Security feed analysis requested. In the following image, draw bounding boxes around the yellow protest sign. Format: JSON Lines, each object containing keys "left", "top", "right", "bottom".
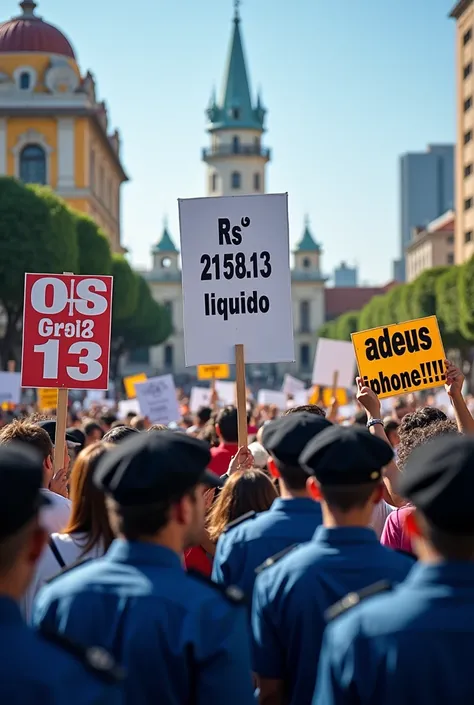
{"left": 311, "top": 387, "right": 348, "bottom": 406}
{"left": 351, "top": 316, "right": 446, "bottom": 399}
{"left": 124, "top": 373, "right": 147, "bottom": 399}
{"left": 197, "top": 364, "right": 230, "bottom": 380}
{"left": 38, "top": 388, "right": 58, "bottom": 410}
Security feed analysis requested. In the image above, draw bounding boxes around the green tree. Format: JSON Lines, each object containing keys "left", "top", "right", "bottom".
{"left": 0, "top": 179, "right": 78, "bottom": 368}
{"left": 436, "top": 266, "right": 469, "bottom": 352}
{"left": 317, "top": 320, "right": 338, "bottom": 339}
{"left": 358, "top": 295, "right": 385, "bottom": 331}
{"left": 459, "top": 257, "right": 474, "bottom": 340}
{"left": 74, "top": 213, "right": 113, "bottom": 275}
{"left": 111, "top": 253, "right": 139, "bottom": 324}
{"left": 334, "top": 311, "right": 360, "bottom": 341}
{"left": 396, "top": 281, "right": 417, "bottom": 322}
{"left": 379, "top": 285, "right": 403, "bottom": 325}
{"left": 411, "top": 266, "right": 450, "bottom": 320}
{"left": 110, "top": 274, "right": 171, "bottom": 379}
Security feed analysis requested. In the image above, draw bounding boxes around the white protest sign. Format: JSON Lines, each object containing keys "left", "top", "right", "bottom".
{"left": 0, "top": 372, "right": 21, "bottom": 404}
{"left": 292, "top": 389, "right": 309, "bottom": 405}
{"left": 257, "top": 389, "right": 287, "bottom": 410}
{"left": 118, "top": 399, "right": 140, "bottom": 419}
{"left": 178, "top": 194, "right": 294, "bottom": 365}
{"left": 215, "top": 380, "right": 235, "bottom": 406}
{"left": 312, "top": 339, "right": 355, "bottom": 389}
{"left": 189, "top": 387, "right": 212, "bottom": 413}
{"left": 135, "top": 374, "right": 180, "bottom": 425}
{"left": 282, "top": 374, "right": 305, "bottom": 396}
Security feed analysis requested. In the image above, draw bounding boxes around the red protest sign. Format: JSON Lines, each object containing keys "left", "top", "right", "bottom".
{"left": 21, "top": 274, "right": 113, "bottom": 390}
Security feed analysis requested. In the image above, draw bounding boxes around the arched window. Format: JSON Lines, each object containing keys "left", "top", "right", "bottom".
{"left": 232, "top": 136, "right": 240, "bottom": 153}
{"left": 303, "top": 257, "right": 311, "bottom": 269}
{"left": 254, "top": 172, "right": 261, "bottom": 191}
{"left": 20, "top": 144, "right": 46, "bottom": 185}
{"left": 300, "top": 300, "right": 311, "bottom": 333}
{"left": 231, "top": 171, "right": 241, "bottom": 189}
{"left": 19, "top": 72, "right": 31, "bottom": 90}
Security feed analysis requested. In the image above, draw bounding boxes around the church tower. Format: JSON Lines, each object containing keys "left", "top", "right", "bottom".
{"left": 202, "top": 1, "right": 270, "bottom": 197}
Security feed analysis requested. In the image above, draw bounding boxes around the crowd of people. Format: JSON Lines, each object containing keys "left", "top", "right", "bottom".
{"left": 1, "top": 359, "right": 474, "bottom": 703}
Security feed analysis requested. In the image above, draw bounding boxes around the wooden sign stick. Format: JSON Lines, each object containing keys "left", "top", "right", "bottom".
{"left": 54, "top": 271, "right": 72, "bottom": 473}
{"left": 332, "top": 370, "right": 339, "bottom": 399}
{"left": 235, "top": 344, "right": 248, "bottom": 447}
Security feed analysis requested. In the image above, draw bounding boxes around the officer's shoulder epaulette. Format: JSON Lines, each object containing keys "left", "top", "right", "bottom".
{"left": 254, "top": 543, "right": 299, "bottom": 575}
{"left": 187, "top": 569, "right": 246, "bottom": 605}
{"left": 45, "top": 557, "right": 93, "bottom": 585}
{"left": 223, "top": 510, "right": 256, "bottom": 533}
{"left": 38, "top": 625, "right": 124, "bottom": 684}
{"left": 324, "top": 579, "right": 393, "bottom": 622}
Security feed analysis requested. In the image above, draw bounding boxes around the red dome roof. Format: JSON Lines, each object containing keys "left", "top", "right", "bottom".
{"left": 0, "top": 1, "right": 76, "bottom": 59}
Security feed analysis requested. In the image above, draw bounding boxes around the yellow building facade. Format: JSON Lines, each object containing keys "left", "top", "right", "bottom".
{"left": 0, "top": 0, "right": 127, "bottom": 251}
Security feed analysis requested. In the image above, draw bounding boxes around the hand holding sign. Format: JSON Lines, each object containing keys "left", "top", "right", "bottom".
{"left": 356, "top": 377, "right": 382, "bottom": 419}
{"left": 445, "top": 360, "right": 463, "bottom": 398}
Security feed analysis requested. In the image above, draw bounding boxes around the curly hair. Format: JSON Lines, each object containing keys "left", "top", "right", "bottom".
{"left": 397, "top": 419, "right": 459, "bottom": 472}
{"left": 285, "top": 404, "right": 326, "bottom": 417}
{"left": 398, "top": 407, "right": 447, "bottom": 438}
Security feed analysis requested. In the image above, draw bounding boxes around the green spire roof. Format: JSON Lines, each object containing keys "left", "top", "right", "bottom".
{"left": 295, "top": 216, "right": 321, "bottom": 252}
{"left": 152, "top": 221, "right": 178, "bottom": 254}
{"left": 206, "top": 7, "right": 265, "bottom": 131}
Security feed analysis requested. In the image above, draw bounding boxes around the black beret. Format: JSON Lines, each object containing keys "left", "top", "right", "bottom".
{"left": 94, "top": 430, "right": 221, "bottom": 505}
{"left": 262, "top": 412, "right": 332, "bottom": 466}
{"left": 0, "top": 443, "right": 50, "bottom": 539}
{"left": 300, "top": 425, "right": 393, "bottom": 484}
{"left": 37, "top": 420, "right": 79, "bottom": 446}
{"left": 399, "top": 434, "right": 474, "bottom": 534}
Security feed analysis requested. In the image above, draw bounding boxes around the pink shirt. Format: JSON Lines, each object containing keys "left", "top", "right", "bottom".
{"left": 380, "top": 505, "right": 415, "bottom": 554}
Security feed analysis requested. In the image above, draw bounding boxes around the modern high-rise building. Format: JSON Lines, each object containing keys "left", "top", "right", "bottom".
{"left": 394, "top": 144, "right": 454, "bottom": 281}
{"left": 334, "top": 262, "right": 358, "bottom": 287}
{"left": 451, "top": 0, "right": 474, "bottom": 264}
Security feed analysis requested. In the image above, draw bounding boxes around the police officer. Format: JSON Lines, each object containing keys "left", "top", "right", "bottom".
{"left": 32, "top": 431, "right": 255, "bottom": 705}
{"left": 313, "top": 433, "right": 474, "bottom": 705}
{"left": 212, "top": 412, "right": 332, "bottom": 605}
{"left": 252, "top": 425, "right": 414, "bottom": 705}
{"left": 0, "top": 443, "right": 122, "bottom": 704}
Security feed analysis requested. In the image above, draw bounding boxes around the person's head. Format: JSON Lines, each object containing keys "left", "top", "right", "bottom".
{"left": 195, "top": 406, "right": 212, "bottom": 428}
{"left": 300, "top": 425, "right": 393, "bottom": 524}
{"left": 397, "top": 419, "right": 458, "bottom": 472}
{"left": 0, "top": 420, "right": 53, "bottom": 487}
{"left": 207, "top": 470, "right": 278, "bottom": 543}
{"left": 384, "top": 419, "right": 400, "bottom": 448}
{"left": 148, "top": 424, "right": 168, "bottom": 433}
{"left": 94, "top": 431, "right": 221, "bottom": 551}
{"left": 262, "top": 412, "right": 332, "bottom": 494}
{"left": 353, "top": 409, "right": 368, "bottom": 426}
{"left": 284, "top": 404, "right": 326, "bottom": 418}
{"left": 0, "top": 444, "right": 51, "bottom": 598}
{"left": 400, "top": 435, "right": 474, "bottom": 561}
{"left": 393, "top": 397, "right": 411, "bottom": 421}
{"left": 215, "top": 406, "right": 238, "bottom": 444}
{"left": 125, "top": 412, "right": 136, "bottom": 426}
{"left": 36, "top": 419, "right": 81, "bottom": 473}
{"left": 102, "top": 425, "right": 140, "bottom": 445}
{"left": 398, "top": 407, "right": 447, "bottom": 439}
{"left": 62, "top": 443, "right": 114, "bottom": 557}
{"left": 130, "top": 416, "right": 148, "bottom": 431}
{"left": 83, "top": 420, "right": 104, "bottom": 446}
{"left": 100, "top": 413, "right": 117, "bottom": 432}
{"left": 248, "top": 441, "right": 270, "bottom": 470}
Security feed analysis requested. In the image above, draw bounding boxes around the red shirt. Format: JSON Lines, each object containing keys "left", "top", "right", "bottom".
{"left": 208, "top": 442, "right": 238, "bottom": 477}
{"left": 380, "top": 505, "right": 415, "bottom": 554}
{"left": 184, "top": 546, "right": 212, "bottom": 576}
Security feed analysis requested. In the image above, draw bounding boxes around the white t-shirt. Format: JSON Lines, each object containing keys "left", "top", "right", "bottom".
{"left": 39, "top": 489, "right": 72, "bottom": 534}
{"left": 23, "top": 532, "right": 105, "bottom": 623}
{"left": 371, "top": 500, "right": 395, "bottom": 539}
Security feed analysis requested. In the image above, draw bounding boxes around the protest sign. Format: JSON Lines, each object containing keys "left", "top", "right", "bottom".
{"left": 21, "top": 274, "right": 113, "bottom": 390}
{"left": 178, "top": 194, "right": 294, "bottom": 366}
{"left": 215, "top": 380, "right": 235, "bottom": 405}
{"left": 282, "top": 374, "right": 305, "bottom": 396}
{"left": 37, "top": 388, "right": 58, "bottom": 411}
{"left": 118, "top": 399, "right": 140, "bottom": 419}
{"left": 189, "top": 387, "right": 212, "bottom": 413}
{"left": 135, "top": 374, "right": 180, "bottom": 426}
{"left": 312, "top": 339, "right": 355, "bottom": 389}
{"left": 124, "top": 373, "right": 147, "bottom": 399}
{"left": 257, "top": 389, "right": 287, "bottom": 410}
{"left": 351, "top": 316, "right": 446, "bottom": 399}
{"left": 197, "top": 364, "right": 230, "bottom": 380}
{"left": 0, "top": 373, "right": 21, "bottom": 405}
{"left": 312, "top": 387, "right": 348, "bottom": 407}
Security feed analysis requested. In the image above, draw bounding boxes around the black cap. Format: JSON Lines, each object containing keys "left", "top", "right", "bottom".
{"left": 300, "top": 425, "right": 393, "bottom": 485}
{"left": 0, "top": 443, "right": 50, "bottom": 539}
{"left": 37, "top": 420, "right": 79, "bottom": 446}
{"left": 66, "top": 427, "right": 86, "bottom": 450}
{"left": 399, "top": 434, "right": 474, "bottom": 534}
{"left": 262, "top": 412, "right": 332, "bottom": 466}
{"left": 94, "top": 430, "right": 221, "bottom": 505}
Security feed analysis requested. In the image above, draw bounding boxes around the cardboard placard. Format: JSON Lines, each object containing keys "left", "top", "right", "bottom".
{"left": 37, "top": 387, "right": 58, "bottom": 410}
{"left": 0, "top": 372, "right": 22, "bottom": 405}
{"left": 189, "top": 387, "right": 213, "bottom": 413}
{"left": 124, "top": 373, "right": 147, "bottom": 399}
{"left": 351, "top": 316, "right": 446, "bottom": 399}
{"left": 135, "top": 374, "right": 180, "bottom": 426}
{"left": 197, "top": 364, "right": 230, "bottom": 380}
{"left": 312, "top": 339, "right": 355, "bottom": 389}
{"left": 282, "top": 374, "right": 306, "bottom": 396}
{"left": 257, "top": 389, "right": 287, "bottom": 410}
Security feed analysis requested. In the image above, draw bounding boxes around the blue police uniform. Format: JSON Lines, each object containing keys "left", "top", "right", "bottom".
{"left": 0, "top": 595, "right": 122, "bottom": 705}
{"left": 313, "top": 562, "right": 474, "bottom": 705}
{"left": 252, "top": 526, "right": 413, "bottom": 705}
{"left": 33, "top": 539, "right": 255, "bottom": 705}
{"left": 212, "top": 497, "right": 323, "bottom": 601}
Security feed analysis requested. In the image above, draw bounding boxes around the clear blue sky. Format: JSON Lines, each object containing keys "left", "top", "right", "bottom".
{"left": 5, "top": 0, "right": 456, "bottom": 284}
